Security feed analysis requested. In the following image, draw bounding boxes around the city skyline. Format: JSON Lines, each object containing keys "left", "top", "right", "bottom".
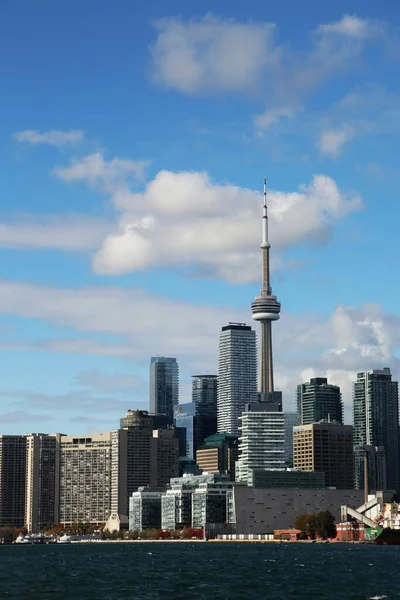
{"left": 0, "top": 1, "right": 400, "bottom": 434}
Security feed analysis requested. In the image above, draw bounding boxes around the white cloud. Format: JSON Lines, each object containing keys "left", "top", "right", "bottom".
{"left": 316, "top": 15, "right": 385, "bottom": 39}
{"left": 254, "top": 106, "right": 298, "bottom": 132}
{"left": 53, "top": 152, "right": 149, "bottom": 191}
{"left": 318, "top": 127, "right": 354, "bottom": 157}
{"left": 150, "top": 14, "right": 280, "bottom": 93}
{"left": 0, "top": 279, "right": 398, "bottom": 422}
{"left": 13, "top": 129, "right": 84, "bottom": 147}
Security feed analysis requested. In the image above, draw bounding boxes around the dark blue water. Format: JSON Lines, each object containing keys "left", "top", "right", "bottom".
{"left": 0, "top": 542, "right": 399, "bottom": 599}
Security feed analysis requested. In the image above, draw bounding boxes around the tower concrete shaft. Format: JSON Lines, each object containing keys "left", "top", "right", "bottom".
{"left": 251, "top": 179, "right": 281, "bottom": 397}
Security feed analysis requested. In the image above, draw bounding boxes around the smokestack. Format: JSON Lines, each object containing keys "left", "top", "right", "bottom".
{"left": 364, "top": 452, "right": 369, "bottom": 504}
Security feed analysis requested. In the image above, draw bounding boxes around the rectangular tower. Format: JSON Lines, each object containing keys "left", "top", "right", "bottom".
{"left": 297, "top": 377, "right": 343, "bottom": 425}
{"left": 192, "top": 375, "right": 218, "bottom": 444}
{"left": 293, "top": 422, "right": 354, "bottom": 489}
{"left": 217, "top": 323, "right": 257, "bottom": 436}
{"left": 0, "top": 435, "right": 26, "bottom": 527}
{"left": 150, "top": 357, "right": 179, "bottom": 420}
{"left": 353, "top": 368, "right": 400, "bottom": 494}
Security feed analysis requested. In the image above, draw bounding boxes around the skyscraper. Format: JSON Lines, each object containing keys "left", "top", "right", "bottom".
{"left": 284, "top": 412, "right": 299, "bottom": 468}
{"left": 217, "top": 323, "right": 257, "bottom": 435}
{"left": 150, "top": 357, "right": 179, "bottom": 420}
{"left": 353, "top": 368, "right": 400, "bottom": 494}
{"left": 25, "top": 433, "right": 61, "bottom": 532}
{"left": 0, "top": 435, "right": 26, "bottom": 527}
{"left": 251, "top": 178, "right": 281, "bottom": 406}
{"left": 297, "top": 377, "right": 343, "bottom": 425}
{"left": 192, "top": 375, "right": 218, "bottom": 443}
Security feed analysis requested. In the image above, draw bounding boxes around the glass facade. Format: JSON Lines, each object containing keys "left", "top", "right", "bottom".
{"left": 297, "top": 377, "right": 343, "bottom": 425}
{"left": 174, "top": 403, "right": 197, "bottom": 459}
{"left": 129, "top": 488, "right": 163, "bottom": 531}
{"left": 150, "top": 357, "right": 179, "bottom": 420}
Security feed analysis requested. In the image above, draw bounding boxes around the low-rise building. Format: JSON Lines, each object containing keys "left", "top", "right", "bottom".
{"left": 248, "top": 469, "right": 325, "bottom": 489}
{"left": 129, "top": 487, "right": 164, "bottom": 531}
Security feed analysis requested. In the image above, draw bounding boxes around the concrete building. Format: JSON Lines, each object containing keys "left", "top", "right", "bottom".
{"left": 192, "top": 375, "right": 218, "bottom": 444}
{"left": 293, "top": 422, "right": 354, "bottom": 489}
{"left": 248, "top": 469, "right": 326, "bottom": 489}
{"left": 284, "top": 412, "right": 299, "bottom": 467}
{"left": 25, "top": 433, "right": 61, "bottom": 532}
{"left": 354, "top": 445, "right": 387, "bottom": 491}
{"left": 151, "top": 429, "right": 179, "bottom": 487}
{"left": 353, "top": 368, "right": 400, "bottom": 494}
{"left": 236, "top": 404, "right": 285, "bottom": 485}
{"left": 297, "top": 377, "right": 343, "bottom": 425}
{"left": 59, "top": 433, "right": 112, "bottom": 527}
{"left": 217, "top": 323, "right": 257, "bottom": 436}
{"left": 129, "top": 487, "right": 164, "bottom": 531}
{"left": 150, "top": 357, "right": 179, "bottom": 420}
{"left": 0, "top": 435, "right": 26, "bottom": 527}
{"left": 196, "top": 433, "right": 238, "bottom": 480}
{"left": 230, "top": 487, "right": 365, "bottom": 534}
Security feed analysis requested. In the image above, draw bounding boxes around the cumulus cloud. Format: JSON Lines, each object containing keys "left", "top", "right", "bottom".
{"left": 316, "top": 15, "right": 385, "bottom": 39}
{"left": 13, "top": 129, "right": 84, "bottom": 147}
{"left": 254, "top": 106, "right": 298, "bottom": 132}
{"left": 0, "top": 279, "right": 399, "bottom": 422}
{"left": 318, "top": 127, "right": 354, "bottom": 157}
{"left": 150, "top": 14, "right": 279, "bottom": 94}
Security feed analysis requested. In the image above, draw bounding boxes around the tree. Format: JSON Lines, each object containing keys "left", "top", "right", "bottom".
{"left": 315, "top": 511, "right": 336, "bottom": 540}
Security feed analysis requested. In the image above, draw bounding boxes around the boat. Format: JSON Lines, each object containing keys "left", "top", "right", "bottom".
{"left": 365, "top": 527, "right": 400, "bottom": 545}
{"left": 15, "top": 533, "right": 56, "bottom": 544}
{"left": 57, "top": 534, "right": 72, "bottom": 544}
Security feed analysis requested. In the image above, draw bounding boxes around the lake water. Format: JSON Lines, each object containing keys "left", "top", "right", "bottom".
{"left": 0, "top": 542, "right": 399, "bottom": 599}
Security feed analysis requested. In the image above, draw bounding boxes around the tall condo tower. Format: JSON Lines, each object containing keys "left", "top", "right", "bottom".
{"left": 150, "top": 357, "right": 179, "bottom": 421}
{"left": 251, "top": 179, "right": 281, "bottom": 405}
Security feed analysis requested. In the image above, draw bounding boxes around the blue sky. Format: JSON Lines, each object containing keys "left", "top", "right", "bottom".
{"left": 0, "top": 0, "right": 399, "bottom": 432}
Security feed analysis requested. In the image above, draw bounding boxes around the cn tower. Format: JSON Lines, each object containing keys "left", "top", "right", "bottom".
{"left": 251, "top": 179, "right": 281, "bottom": 405}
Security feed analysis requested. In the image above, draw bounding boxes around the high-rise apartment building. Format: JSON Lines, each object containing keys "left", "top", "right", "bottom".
{"left": 236, "top": 405, "right": 286, "bottom": 484}
{"left": 25, "top": 433, "right": 61, "bottom": 532}
{"left": 353, "top": 369, "right": 400, "bottom": 494}
{"left": 151, "top": 429, "right": 179, "bottom": 487}
{"left": 284, "top": 412, "right": 299, "bottom": 468}
{"left": 150, "top": 357, "right": 179, "bottom": 420}
{"left": 217, "top": 323, "right": 257, "bottom": 435}
{"left": 297, "top": 377, "right": 343, "bottom": 425}
{"left": 59, "top": 433, "right": 112, "bottom": 527}
{"left": 192, "top": 375, "right": 218, "bottom": 444}
{"left": 354, "top": 445, "right": 387, "bottom": 491}
{"left": 293, "top": 422, "right": 354, "bottom": 489}
{"left": 0, "top": 435, "right": 26, "bottom": 527}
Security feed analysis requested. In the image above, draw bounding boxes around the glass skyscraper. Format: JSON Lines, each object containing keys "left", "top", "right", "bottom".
{"left": 149, "top": 357, "right": 179, "bottom": 420}
{"left": 353, "top": 368, "right": 400, "bottom": 495}
{"left": 174, "top": 403, "right": 197, "bottom": 460}
{"left": 297, "top": 377, "right": 343, "bottom": 425}
{"left": 192, "top": 375, "right": 218, "bottom": 444}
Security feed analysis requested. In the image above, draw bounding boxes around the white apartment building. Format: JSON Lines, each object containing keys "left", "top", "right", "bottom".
{"left": 217, "top": 323, "right": 257, "bottom": 436}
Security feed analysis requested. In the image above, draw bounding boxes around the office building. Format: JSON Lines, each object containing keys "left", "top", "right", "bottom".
{"left": 248, "top": 469, "right": 326, "bottom": 489}
{"left": 129, "top": 487, "right": 164, "bottom": 531}
{"left": 284, "top": 412, "right": 299, "bottom": 467}
{"left": 59, "top": 433, "right": 112, "bottom": 527}
{"left": 150, "top": 357, "right": 179, "bottom": 420}
{"left": 0, "top": 435, "right": 26, "bottom": 527}
{"left": 354, "top": 445, "right": 387, "bottom": 491}
{"left": 236, "top": 404, "right": 285, "bottom": 485}
{"left": 192, "top": 375, "right": 218, "bottom": 443}
{"left": 191, "top": 474, "right": 234, "bottom": 529}
{"left": 174, "top": 403, "right": 197, "bottom": 459}
{"left": 161, "top": 474, "right": 202, "bottom": 530}
{"left": 217, "top": 323, "right": 257, "bottom": 435}
{"left": 151, "top": 429, "right": 179, "bottom": 487}
{"left": 297, "top": 377, "right": 343, "bottom": 425}
{"left": 196, "top": 433, "right": 239, "bottom": 480}
{"left": 293, "top": 422, "right": 354, "bottom": 489}
{"left": 353, "top": 368, "right": 400, "bottom": 494}
{"left": 25, "top": 433, "right": 61, "bottom": 532}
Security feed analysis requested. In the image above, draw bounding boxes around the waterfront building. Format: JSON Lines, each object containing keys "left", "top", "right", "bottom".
{"left": 217, "top": 323, "right": 257, "bottom": 435}
{"left": 196, "top": 433, "right": 238, "bottom": 480}
{"left": 248, "top": 468, "right": 326, "bottom": 489}
{"left": 191, "top": 474, "right": 234, "bottom": 529}
{"left": 284, "top": 412, "right": 299, "bottom": 467}
{"left": 128, "top": 487, "right": 164, "bottom": 531}
{"left": 236, "top": 405, "right": 285, "bottom": 485}
{"left": 354, "top": 445, "right": 387, "bottom": 491}
{"left": 353, "top": 368, "right": 400, "bottom": 494}
{"left": 150, "top": 357, "right": 179, "bottom": 420}
{"left": 297, "top": 377, "right": 343, "bottom": 425}
{"left": 25, "top": 433, "right": 61, "bottom": 532}
{"left": 192, "top": 375, "right": 218, "bottom": 444}
{"left": 59, "top": 433, "right": 112, "bottom": 527}
{"left": 0, "top": 435, "right": 26, "bottom": 527}
{"left": 293, "top": 422, "right": 354, "bottom": 489}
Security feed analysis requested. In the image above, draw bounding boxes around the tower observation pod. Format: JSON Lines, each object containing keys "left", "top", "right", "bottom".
{"left": 251, "top": 179, "right": 282, "bottom": 406}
